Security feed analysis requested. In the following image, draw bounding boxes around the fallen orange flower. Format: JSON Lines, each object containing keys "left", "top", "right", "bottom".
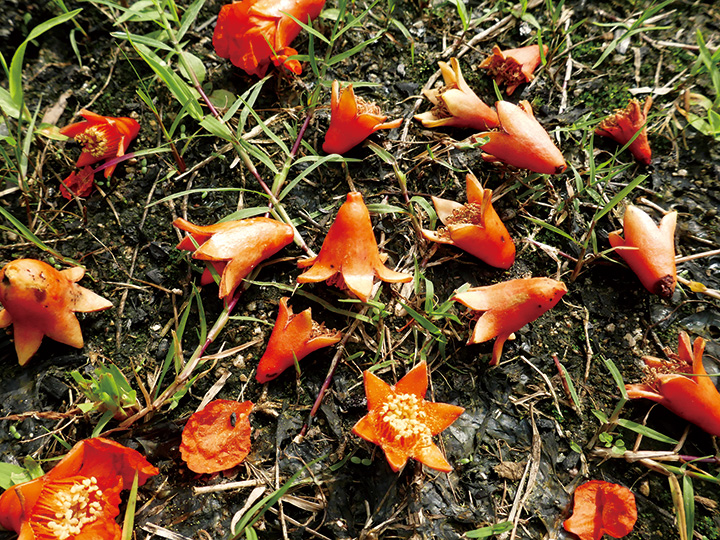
{"left": 626, "top": 332, "right": 720, "bottom": 437}
{"left": 322, "top": 80, "right": 403, "bottom": 154}
{"left": 595, "top": 97, "right": 652, "bottom": 165}
{"left": 60, "top": 109, "right": 140, "bottom": 179}
{"left": 414, "top": 57, "right": 499, "bottom": 131}
{"left": 180, "top": 399, "right": 253, "bottom": 474}
{"left": 297, "top": 192, "right": 413, "bottom": 302}
{"left": 174, "top": 217, "right": 294, "bottom": 300}
{"left": 0, "top": 437, "right": 158, "bottom": 540}
{"left": 608, "top": 205, "right": 677, "bottom": 298}
{"left": 213, "top": 0, "right": 325, "bottom": 77}
{"left": 59, "top": 166, "right": 95, "bottom": 199}
{"left": 479, "top": 44, "right": 549, "bottom": 95}
{"left": 473, "top": 100, "right": 566, "bottom": 174}
{"left": 453, "top": 277, "right": 567, "bottom": 365}
{"left": 0, "top": 259, "right": 113, "bottom": 366}
{"left": 563, "top": 480, "right": 637, "bottom": 540}
{"left": 256, "top": 297, "right": 341, "bottom": 383}
{"left": 352, "top": 361, "right": 464, "bottom": 472}
{"left": 421, "top": 172, "right": 515, "bottom": 269}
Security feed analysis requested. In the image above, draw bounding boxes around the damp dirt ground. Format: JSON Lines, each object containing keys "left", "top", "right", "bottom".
{"left": 1, "top": 0, "right": 720, "bottom": 539}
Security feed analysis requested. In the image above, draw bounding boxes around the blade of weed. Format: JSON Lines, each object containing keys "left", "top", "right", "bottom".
{"left": 615, "top": 418, "right": 678, "bottom": 445}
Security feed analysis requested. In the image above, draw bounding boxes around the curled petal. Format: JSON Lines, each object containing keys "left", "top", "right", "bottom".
{"left": 595, "top": 97, "right": 652, "bottom": 165}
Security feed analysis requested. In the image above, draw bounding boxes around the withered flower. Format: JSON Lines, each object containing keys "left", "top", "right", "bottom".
{"left": 174, "top": 217, "right": 294, "bottom": 300}
{"left": 608, "top": 205, "right": 676, "bottom": 298}
{"left": 256, "top": 297, "right": 341, "bottom": 383}
{"left": 453, "top": 277, "right": 567, "bottom": 365}
{"left": 422, "top": 172, "right": 515, "bottom": 269}
{"left": 213, "top": 0, "right": 326, "bottom": 77}
{"left": 0, "top": 259, "right": 113, "bottom": 366}
{"left": 414, "top": 57, "right": 499, "bottom": 131}
{"left": 322, "top": 81, "right": 403, "bottom": 155}
{"left": 60, "top": 109, "right": 140, "bottom": 179}
{"left": 352, "top": 361, "right": 464, "bottom": 472}
{"left": 626, "top": 332, "right": 720, "bottom": 437}
{"left": 473, "top": 100, "right": 566, "bottom": 174}
{"left": 479, "top": 44, "right": 548, "bottom": 95}
{"left": 595, "top": 97, "right": 652, "bottom": 165}
{"left": 297, "top": 192, "right": 413, "bottom": 302}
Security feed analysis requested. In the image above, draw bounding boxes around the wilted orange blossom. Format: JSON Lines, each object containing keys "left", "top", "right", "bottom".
{"left": 322, "top": 81, "right": 402, "bottom": 154}
{"left": 479, "top": 44, "right": 548, "bottom": 95}
{"left": 422, "top": 172, "right": 515, "bottom": 269}
{"left": 174, "top": 217, "right": 294, "bottom": 300}
{"left": 474, "top": 100, "right": 566, "bottom": 174}
{"left": 608, "top": 205, "right": 677, "bottom": 298}
{"left": 256, "top": 297, "right": 341, "bottom": 383}
{"left": 297, "top": 192, "right": 413, "bottom": 302}
{"left": 625, "top": 332, "right": 720, "bottom": 437}
{"left": 453, "top": 277, "right": 567, "bottom": 365}
{"left": 595, "top": 97, "right": 652, "bottom": 165}
{"left": 414, "top": 57, "right": 499, "bottom": 131}
{"left": 212, "top": 0, "right": 325, "bottom": 77}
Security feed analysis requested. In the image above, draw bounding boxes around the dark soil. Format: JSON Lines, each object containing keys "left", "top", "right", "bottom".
{"left": 1, "top": 0, "right": 720, "bottom": 539}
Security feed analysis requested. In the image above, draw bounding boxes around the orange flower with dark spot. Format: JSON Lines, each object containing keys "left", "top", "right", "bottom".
{"left": 473, "top": 100, "right": 566, "bottom": 174}
{"left": 213, "top": 0, "right": 325, "bottom": 77}
{"left": 174, "top": 217, "right": 294, "bottom": 300}
{"left": 595, "top": 97, "right": 652, "bottom": 165}
{"left": 0, "top": 259, "right": 113, "bottom": 366}
{"left": 479, "top": 44, "right": 549, "bottom": 95}
{"left": 414, "top": 58, "right": 499, "bottom": 131}
{"left": 626, "top": 332, "right": 720, "bottom": 437}
{"left": 352, "top": 361, "right": 464, "bottom": 472}
{"left": 608, "top": 205, "right": 676, "bottom": 298}
{"left": 297, "top": 192, "right": 413, "bottom": 302}
{"left": 563, "top": 480, "right": 637, "bottom": 540}
{"left": 60, "top": 109, "right": 140, "bottom": 179}
{"left": 0, "top": 437, "right": 158, "bottom": 540}
{"left": 256, "top": 297, "right": 341, "bottom": 383}
{"left": 322, "top": 81, "right": 403, "bottom": 155}
{"left": 422, "top": 172, "right": 515, "bottom": 269}
{"left": 180, "top": 400, "right": 253, "bottom": 474}
{"left": 453, "top": 277, "right": 567, "bottom": 365}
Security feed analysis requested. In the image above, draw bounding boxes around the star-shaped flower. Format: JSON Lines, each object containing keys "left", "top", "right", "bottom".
{"left": 0, "top": 259, "right": 113, "bottom": 365}
{"left": 352, "top": 361, "right": 464, "bottom": 473}
{"left": 297, "top": 192, "right": 413, "bottom": 302}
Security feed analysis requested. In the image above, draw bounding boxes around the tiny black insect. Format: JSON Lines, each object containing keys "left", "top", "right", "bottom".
{"left": 230, "top": 412, "right": 237, "bottom": 427}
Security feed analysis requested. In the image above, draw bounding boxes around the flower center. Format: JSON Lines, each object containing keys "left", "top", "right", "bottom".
{"left": 75, "top": 125, "right": 112, "bottom": 158}
{"left": 378, "top": 392, "right": 432, "bottom": 447}
{"left": 35, "top": 476, "right": 104, "bottom": 540}
{"left": 355, "top": 95, "right": 382, "bottom": 117}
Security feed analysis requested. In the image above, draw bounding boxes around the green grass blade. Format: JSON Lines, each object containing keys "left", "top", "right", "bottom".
{"left": 615, "top": 418, "right": 678, "bottom": 444}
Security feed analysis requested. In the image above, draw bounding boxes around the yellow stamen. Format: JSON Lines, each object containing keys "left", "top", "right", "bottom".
{"left": 34, "top": 476, "right": 105, "bottom": 540}
{"left": 377, "top": 392, "right": 432, "bottom": 448}
{"left": 74, "top": 125, "right": 112, "bottom": 158}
